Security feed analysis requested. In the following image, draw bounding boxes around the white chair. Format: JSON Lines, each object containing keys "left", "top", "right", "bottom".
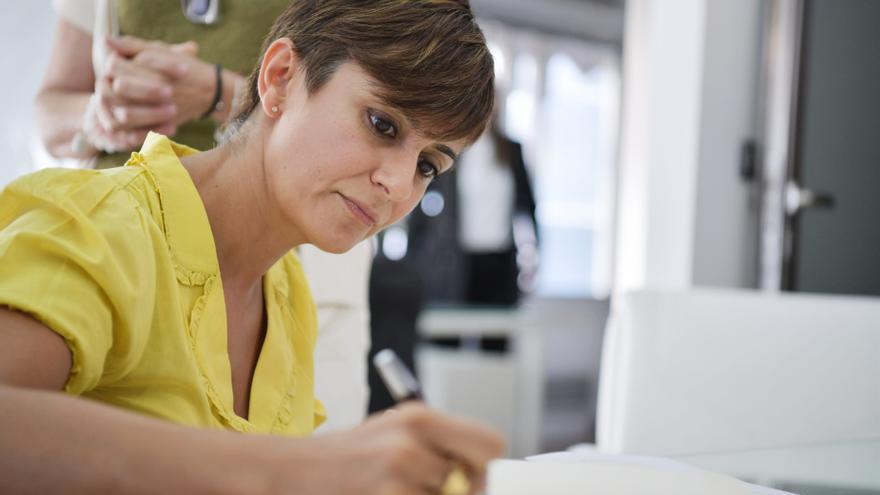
{"left": 596, "top": 288, "right": 880, "bottom": 457}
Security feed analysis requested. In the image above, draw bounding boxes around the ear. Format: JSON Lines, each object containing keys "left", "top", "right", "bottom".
{"left": 257, "top": 38, "right": 300, "bottom": 118}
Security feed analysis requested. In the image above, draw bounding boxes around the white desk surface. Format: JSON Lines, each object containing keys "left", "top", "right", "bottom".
{"left": 414, "top": 305, "right": 546, "bottom": 457}
{"left": 673, "top": 439, "right": 880, "bottom": 491}
{"left": 417, "top": 306, "right": 522, "bottom": 338}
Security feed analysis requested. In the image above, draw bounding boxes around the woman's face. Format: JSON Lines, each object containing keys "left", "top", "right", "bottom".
{"left": 262, "top": 61, "right": 465, "bottom": 254}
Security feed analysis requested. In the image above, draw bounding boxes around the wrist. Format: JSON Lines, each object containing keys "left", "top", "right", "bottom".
{"left": 200, "top": 63, "right": 224, "bottom": 120}
{"left": 190, "top": 431, "right": 276, "bottom": 495}
{"left": 211, "top": 70, "right": 243, "bottom": 124}
{"left": 228, "top": 434, "right": 325, "bottom": 495}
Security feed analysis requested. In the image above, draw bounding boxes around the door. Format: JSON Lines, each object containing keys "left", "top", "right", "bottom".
{"left": 766, "top": 0, "right": 880, "bottom": 295}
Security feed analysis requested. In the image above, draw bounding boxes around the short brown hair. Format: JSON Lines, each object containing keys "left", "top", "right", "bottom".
{"left": 232, "top": 0, "right": 494, "bottom": 144}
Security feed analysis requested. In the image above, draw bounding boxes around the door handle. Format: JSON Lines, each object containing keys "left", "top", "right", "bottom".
{"left": 785, "top": 180, "right": 835, "bottom": 216}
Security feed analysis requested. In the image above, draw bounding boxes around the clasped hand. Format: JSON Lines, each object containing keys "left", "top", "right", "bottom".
{"left": 84, "top": 35, "right": 217, "bottom": 153}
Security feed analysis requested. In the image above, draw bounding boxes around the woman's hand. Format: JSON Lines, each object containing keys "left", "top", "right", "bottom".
{"left": 260, "top": 402, "right": 505, "bottom": 495}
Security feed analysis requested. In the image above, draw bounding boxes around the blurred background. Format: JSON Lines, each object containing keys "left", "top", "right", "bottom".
{"left": 2, "top": 1, "right": 878, "bottom": 493}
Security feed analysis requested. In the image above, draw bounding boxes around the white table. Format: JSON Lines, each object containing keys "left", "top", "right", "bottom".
{"left": 531, "top": 442, "right": 880, "bottom": 494}
{"left": 674, "top": 439, "right": 880, "bottom": 493}
{"left": 416, "top": 305, "right": 545, "bottom": 457}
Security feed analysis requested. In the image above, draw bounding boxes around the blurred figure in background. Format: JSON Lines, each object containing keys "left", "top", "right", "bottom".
{"left": 403, "top": 114, "right": 538, "bottom": 358}
{"left": 32, "top": 0, "right": 371, "bottom": 431}
{"left": 366, "top": 239, "right": 426, "bottom": 413}
{"left": 457, "top": 121, "right": 538, "bottom": 307}
{"left": 406, "top": 116, "right": 538, "bottom": 308}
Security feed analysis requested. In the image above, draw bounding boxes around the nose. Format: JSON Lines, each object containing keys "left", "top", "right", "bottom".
{"left": 371, "top": 151, "right": 417, "bottom": 203}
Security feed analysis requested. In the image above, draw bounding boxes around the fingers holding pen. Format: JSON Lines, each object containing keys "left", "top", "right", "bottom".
{"left": 387, "top": 403, "right": 506, "bottom": 493}
{"left": 377, "top": 429, "right": 460, "bottom": 494}
{"left": 241, "top": 403, "right": 504, "bottom": 495}
{"left": 397, "top": 403, "right": 506, "bottom": 469}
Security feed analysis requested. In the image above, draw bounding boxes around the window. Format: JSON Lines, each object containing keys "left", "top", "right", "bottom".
{"left": 489, "top": 24, "right": 620, "bottom": 299}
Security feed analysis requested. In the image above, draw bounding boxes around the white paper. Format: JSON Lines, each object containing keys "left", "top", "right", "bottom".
{"left": 487, "top": 449, "right": 796, "bottom": 495}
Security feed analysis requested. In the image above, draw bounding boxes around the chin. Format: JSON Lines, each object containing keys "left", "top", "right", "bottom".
{"left": 317, "top": 244, "right": 352, "bottom": 255}
{"left": 310, "top": 234, "right": 365, "bottom": 255}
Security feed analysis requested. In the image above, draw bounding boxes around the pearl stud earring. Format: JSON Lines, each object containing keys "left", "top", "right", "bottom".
{"left": 271, "top": 106, "right": 279, "bottom": 113}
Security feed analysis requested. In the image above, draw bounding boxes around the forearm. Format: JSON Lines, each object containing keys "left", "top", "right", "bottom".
{"left": 33, "top": 90, "right": 96, "bottom": 159}
{"left": 0, "top": 384, "right": 268, "bottom": 495}
{"left": 35, "top": 18, "right": 98, "bottom": 160}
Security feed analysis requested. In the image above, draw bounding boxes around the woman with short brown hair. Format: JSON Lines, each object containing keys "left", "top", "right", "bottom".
{"left": 0, "top": 1, "right": 502, "bottom": 493}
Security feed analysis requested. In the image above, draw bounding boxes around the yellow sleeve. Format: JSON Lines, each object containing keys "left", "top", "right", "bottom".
{"left": 313, "top": 398, "right": 327, "bottom": 429}
{"left": 0, "top": 170, "right": 156, "bottom": 395}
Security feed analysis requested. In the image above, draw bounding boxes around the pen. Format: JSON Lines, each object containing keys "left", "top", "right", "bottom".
{"left": 372, "top": 348, "right": 472, "bottom": 495}
{"left": 373, "top": 348, "right": 423, "bottom": 402}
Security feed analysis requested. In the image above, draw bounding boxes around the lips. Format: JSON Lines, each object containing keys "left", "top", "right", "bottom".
{"left": 340, "top": 193, "right": 378, "bottom": 227}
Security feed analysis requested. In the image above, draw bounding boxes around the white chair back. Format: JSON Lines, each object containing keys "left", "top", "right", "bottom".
{"left": 596, "top": 288, "right": 880, "bottom": 455}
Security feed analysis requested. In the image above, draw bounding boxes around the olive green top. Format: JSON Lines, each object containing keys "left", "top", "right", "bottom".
{"left": 97, "top": 0, "right": 289, "bottom": 168}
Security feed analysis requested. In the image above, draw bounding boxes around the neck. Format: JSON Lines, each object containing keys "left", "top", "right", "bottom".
{"left": 180, "top": 131, "right": 301, "bottom": 294}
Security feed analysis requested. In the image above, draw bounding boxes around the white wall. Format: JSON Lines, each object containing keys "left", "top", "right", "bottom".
{"left": 0, "top": 1, "right": 57, "bottom": 186}
{"left": 614, "top": 0, "right": 706, "bottom": 291}
{"left": 692, "top": 0, "right": 763, "bottom": 288}
{"left": 613, "top": 0, "right": 764, "bottom": 294}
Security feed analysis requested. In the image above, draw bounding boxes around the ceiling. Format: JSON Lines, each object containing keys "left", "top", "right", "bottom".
{"left": 470, "top": 0, "right": 626, "bottom": 44}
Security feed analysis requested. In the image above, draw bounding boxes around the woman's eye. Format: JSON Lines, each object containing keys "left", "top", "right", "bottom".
{"left": 417, "top": 159, "right": 439, "bottom": 180}
{"left": 369, "top": 113, "right": 397, "bottom": 138}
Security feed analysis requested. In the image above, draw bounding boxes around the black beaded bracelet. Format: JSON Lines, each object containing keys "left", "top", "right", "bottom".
{"left": 201, "top": 63, "right": 223, "bottom": 119}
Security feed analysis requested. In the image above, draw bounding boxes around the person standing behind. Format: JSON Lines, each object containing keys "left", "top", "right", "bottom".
{"left": 33, "top": 0, "right": 371, "bottom": 431}
{"left": 35, "top": 0, "right": 277, "bottom": 167}
{"left": 457, "top": 124, "right": 538, "bottom": 306}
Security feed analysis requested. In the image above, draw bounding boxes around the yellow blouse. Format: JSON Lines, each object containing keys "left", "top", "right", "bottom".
{"left": 0, "top": 133, "right": 324, "bottom": 435}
